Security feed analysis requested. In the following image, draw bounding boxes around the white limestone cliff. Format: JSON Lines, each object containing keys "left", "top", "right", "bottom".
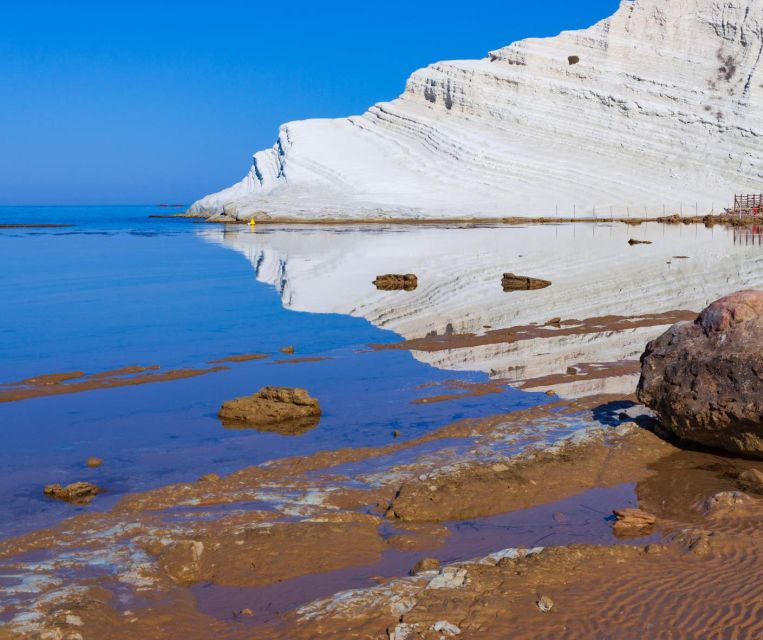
{"left": 190, "top": 0, "right": 763, "bottom": 221}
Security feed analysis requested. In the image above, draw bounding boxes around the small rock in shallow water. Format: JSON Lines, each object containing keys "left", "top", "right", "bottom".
{"left": 612, "top": 508, "right": 657, "bottom": 536}
{"left": 536, "top": 594, "right": 554, "bottom": 612}
{"left": 198, "top": 473, "right": 220, "bottom": 483}
{"left": 374, "top": 274, "right": 418, "bottom": 291}
{"left": 44, "top": 481, "right": 100, "bottom": 504}
{"left": 280, "top": 345, "right": 295, "bottom": 354}
{"left": 218, "top": 386, "right": 321, "bottom": 433}
{"left": 86, "top": 457, "right": 102, "bottom": 468}
{"left": 501, "top": 273, "right": 551, "bottom": 292}
{"left": 239, "top": 608, "right": 253, "bottom": 617}
{"left": 628, "top": 238, "right": 652, "bottom": 245}
{"left": 410, "top": 557, "right": 441, "bottom": 575}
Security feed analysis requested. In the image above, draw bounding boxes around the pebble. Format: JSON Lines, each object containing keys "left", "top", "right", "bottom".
{"left": 536, "top": 594, "right": 554, "bottom": 613}
{"left": 86, "top": 457, "right": 102, "bottom": 468}
{"left": 432, "top": 620, "right": 461, "bottom": 635}
{"left": 388, "top": 623, "right": 417, "bottom": 640}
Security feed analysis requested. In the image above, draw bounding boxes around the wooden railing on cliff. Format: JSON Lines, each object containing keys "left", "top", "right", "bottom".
{"left": 731, "top": 194, "right": 763, "bottom": 216}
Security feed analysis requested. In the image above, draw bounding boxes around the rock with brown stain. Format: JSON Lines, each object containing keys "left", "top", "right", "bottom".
{"left": 612, "top": 508, "right": 657, "bottom": 536}
{"left": 280, "top": 346, "right": 296, "bottom": 354}
{"left": 373, "top": 274, "right": 418, "bottom": 291}
{"left": 501, "top": 273, "right": 551, "bottom": 292}
{"left": 410, "top": 557, "right": 441, "bottom": 575}
{"left": 218, "top": 386, "right": 321, "bottom": 433}
{"left": 637, "top": 290, "right": 763, "bottom": 457}
{"left": 43, "top": 482, "right": 100, "bottom": 505}
{"left": 86, "top": 457, "right": 102, "bottom": 468}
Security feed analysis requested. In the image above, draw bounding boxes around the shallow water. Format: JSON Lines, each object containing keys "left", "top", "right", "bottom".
{"left": 1, "top": 208, "right": 761, "bottom": 540}
{"left": 0, "top": 207, "right": 544, "bottom": 539}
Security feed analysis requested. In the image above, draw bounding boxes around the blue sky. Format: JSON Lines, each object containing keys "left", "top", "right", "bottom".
{"left": 0, "top": 1, "right": 619, "bottom": 205}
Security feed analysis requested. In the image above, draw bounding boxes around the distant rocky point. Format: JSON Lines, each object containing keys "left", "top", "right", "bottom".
{"left": 190, "top": 0, "right": 763, "bottom": 222}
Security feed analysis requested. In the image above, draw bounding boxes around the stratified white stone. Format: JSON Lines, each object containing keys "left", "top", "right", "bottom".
{"left": 191, "top": 0, "right": 763, "bottom": 221}
{"left": 432, "top": 620, "right": 461, "bottom": 636}
{"left": 426, "top": 567, "right": 468, "bottom": 590}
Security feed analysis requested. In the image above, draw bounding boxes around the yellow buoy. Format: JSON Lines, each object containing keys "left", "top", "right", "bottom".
{"left": 248, "top": 219, "right": 256, "bottom": 228}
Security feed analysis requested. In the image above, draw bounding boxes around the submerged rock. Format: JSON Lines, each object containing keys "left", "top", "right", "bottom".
{"left": 373, "top": 274, "right": 418, "bottom": 291}
{"left": 43, "top": 481, "right": 100, "bottom": 505}
{"left": 501, "top": 273, "right": 551, "bottom": 292}
{"left": 219, "top": 386, "right": 321, "bottom": 434}
{"left": 86, "top": 457, "right": 103, "bottom": 468}
{"left": 410, "top": 557, "right": 441, "bottom": 575}
{"left": 637, "top": 290, "right": 763, "bottom": 456}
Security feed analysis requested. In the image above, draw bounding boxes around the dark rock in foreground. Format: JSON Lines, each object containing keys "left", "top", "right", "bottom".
{"left": 502, "top": 273, "right": 551, "bottom": 292}
{"left": 637, "top": 290, "right": 763, "bottom": 456}
{"left": 373, "top": 274, "right": 418, "bottom": 291}
{"left": 628, "top": 239, "right": 652, "bottom": 245}
{"left": 219, "top": 386, "right": 321, "bottom": 434}
{"left": 44, "top": 481, "right": 100, "bottom": 504}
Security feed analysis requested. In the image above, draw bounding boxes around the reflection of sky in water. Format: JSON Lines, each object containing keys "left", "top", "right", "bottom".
{"left": 0, "top": 207, "right": 549, "bottom": 539}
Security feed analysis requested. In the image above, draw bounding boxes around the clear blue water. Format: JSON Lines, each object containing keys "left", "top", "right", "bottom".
{"left": 0, "top": 206, "right": 547, "bottom": 538}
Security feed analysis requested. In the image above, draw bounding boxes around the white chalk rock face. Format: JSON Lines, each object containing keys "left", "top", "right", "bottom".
{"left": 190, "top": 0, "right": 763, "bottom": 221}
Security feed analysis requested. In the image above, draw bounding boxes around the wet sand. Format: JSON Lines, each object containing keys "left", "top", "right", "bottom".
{"left": 0, "top": 365, "right": 228, "bottom": 403}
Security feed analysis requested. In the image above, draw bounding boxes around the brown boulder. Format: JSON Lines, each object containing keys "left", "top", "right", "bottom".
{"left": 218, "top": 386, "right": 321, "bottom": 434}
{"left": 502, "top": 273, "right": 551, "bottom": 292}
{"left": 373, "top": 274, "right": 418, "bottom": 291}
{"left": 44, "top": 481, "right": 100, "bottom": 504}
{"left": 637, "top": 291, "right": 763, "bottom": 456}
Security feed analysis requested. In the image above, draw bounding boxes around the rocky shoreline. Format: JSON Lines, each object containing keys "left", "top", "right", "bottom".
{"left": 3, "top": 384, "right": 763, "bottom": 638}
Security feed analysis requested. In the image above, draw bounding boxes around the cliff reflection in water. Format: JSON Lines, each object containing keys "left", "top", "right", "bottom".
{"left": 200, "top": 223, "right": 763, "bottom": 398}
